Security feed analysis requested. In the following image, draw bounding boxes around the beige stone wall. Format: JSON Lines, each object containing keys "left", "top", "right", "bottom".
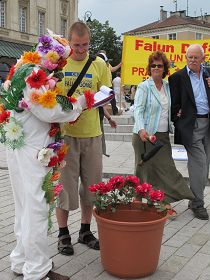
{"left": 133, "top": 27, "right": 210, "bottom": 40}
{"left": 0, "top": 0, "right": 78, "bottom": 45}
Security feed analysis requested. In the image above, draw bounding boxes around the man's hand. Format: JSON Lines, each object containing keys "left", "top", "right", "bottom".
{"left": 108, "top": 118, "right": 117, "bottom": 128}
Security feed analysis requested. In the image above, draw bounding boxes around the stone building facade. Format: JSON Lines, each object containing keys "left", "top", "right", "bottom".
{"left": 0, "top": 0, "right": 78, "bottom": 80}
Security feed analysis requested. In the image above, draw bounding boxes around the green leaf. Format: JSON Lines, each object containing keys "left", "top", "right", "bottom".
{"left": 53, "top": 71, "right": 64, "bottom": 81}
{"left": 56, "top": 95, "right": 73, "bottom": 112}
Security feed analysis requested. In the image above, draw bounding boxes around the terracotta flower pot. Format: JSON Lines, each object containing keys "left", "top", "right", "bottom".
{"left": 93, "top": 202, "right": 167, "bottom": 279}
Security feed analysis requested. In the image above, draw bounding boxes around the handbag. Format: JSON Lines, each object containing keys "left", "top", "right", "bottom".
{"left": 140, "top": 139, "right": 164, "bottom": 165}
{"left": 67, "top": 54, "right": 96, "bottom": 97}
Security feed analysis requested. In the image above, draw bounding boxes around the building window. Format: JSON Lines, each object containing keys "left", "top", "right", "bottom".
{"left": 196, "top": 33, "right": 202, "bottom": 40}
{"left": 19, "top": 6, "right": 27, "bottom": 32}
{"left": 168, "top": 33, "right": 176, "bottom": 40}
{"left": 0, "top": 0, "right": 6, "bottom": 28}
{"left": 152, "top": 35, "right": 159, "bottom": 39}
{"left": 61, "top": 18, "right": 67, "bottom": 37}
{"left": 38, "top": 11, "right": 45, "bottom": 36}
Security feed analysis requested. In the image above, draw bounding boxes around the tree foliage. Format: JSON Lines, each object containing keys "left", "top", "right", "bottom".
{"left": 87, "top": 19, "right": 122, "bottom": 67}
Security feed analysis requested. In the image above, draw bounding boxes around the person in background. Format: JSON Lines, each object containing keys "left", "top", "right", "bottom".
{"left": 132, "top": 51, "right": 194, "bottom": 205}
{"left": 56, "top": 21, "right": 111, "bottom": 256}
{"left": 97, "top": 50, "right": 121, "bottom": 115}
{"left": 169, "top": 44, "right": 210, "bottom": 220}
{"left": 130, "top": 85, "right": 137, "bottom": 106}
{"left": 112, "top": 72, "right": 128, "bottom": 112}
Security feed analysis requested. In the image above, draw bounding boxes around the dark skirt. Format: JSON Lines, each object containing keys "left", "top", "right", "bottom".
{"left": 132, "top": 132, "right": 194, "bottom": 203}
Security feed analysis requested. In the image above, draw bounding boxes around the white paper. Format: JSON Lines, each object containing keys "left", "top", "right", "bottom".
{"left": 93, "top": 86, "right": 114, "bottom": 108}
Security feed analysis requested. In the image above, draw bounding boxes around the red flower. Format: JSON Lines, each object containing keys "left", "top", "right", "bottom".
{"left": 149, "top": 135, "right": 157, "bottom": 143}
{"left": 48, "top": 156, "right": 59, "bottom": 167}
{"left": 108, "top": 176, "right": 125, "bottom": 190}
{"left": 149, "top": 189, "right": 165, "bottom": 202}
{"left": 67, "top": 96, "right": 77, "bottom": 103}
{"left": 89, "top": 182, "right": 112, "bottom": 194}
{"left": 84, "top": 90, "right": 94, "bottom": 109}
{"left": 135, "top": 183, "right": 152, "bottom": 197}
{"left": 124, "top": 176, "right": 140, "bottom": 188}
{"left": 26, "top": 69, "right": 47, "bottom": 89}
{"left": 6, "top": 65, "right": 15, "bottom": 81}
{"left": 57, "top": 152, "right": 65, "bottom": 162}
{"left": 48, "top": 123, "right": 60, "bottom": 137}
{"left": 0, "top": 111, "right": 10, "bottom": 123}
{"left": 57, "top": 58, "right": 67, "bottom": 70}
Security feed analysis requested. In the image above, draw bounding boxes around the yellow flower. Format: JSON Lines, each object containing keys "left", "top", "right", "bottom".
{"left": 22, "top": 51, "right": 41, "bottom": 65}
{"left": 38, "top": 90, "right": 57, "bottom": 108}
{"left": 45, "top": 50, "right": 59, "bottom": 63}
{"left": 54, "top": 87, "right": 62, "bottom": 95}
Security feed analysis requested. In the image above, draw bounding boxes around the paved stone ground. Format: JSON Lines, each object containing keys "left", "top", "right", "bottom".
{"left": 1, "top": 143, "right": 210, "bottom": 280}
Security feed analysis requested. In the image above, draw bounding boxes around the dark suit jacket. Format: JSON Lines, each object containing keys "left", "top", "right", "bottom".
{"left": 168, "top": 66, "right": 210, "bottom": 146}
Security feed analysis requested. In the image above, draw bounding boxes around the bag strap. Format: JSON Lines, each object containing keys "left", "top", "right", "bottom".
{"left": 67, "top": 54, "right": 96, "bottom": 97}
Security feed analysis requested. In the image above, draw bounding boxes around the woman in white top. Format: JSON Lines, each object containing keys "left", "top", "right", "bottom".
{"left": 132, "top": 51, "right": 194, "bottom": 203}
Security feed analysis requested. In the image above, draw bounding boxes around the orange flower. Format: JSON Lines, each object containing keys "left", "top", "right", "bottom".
{"left": 0, "top": 104, "right": 5, "bottom": 113}
{"left": 22, "top": 51, "right": 41, "bottom": 65}
{"left": 50, "top": 171, "right": 61, "bottom": 181}
{"left": 30, "top": 91, "right": 41, "bottom": 104}
{"left": 38, "top": 90, "right": 57, "bottom": 108}
{"left": 59, "top": 143, "right": 69, "bottom": 155}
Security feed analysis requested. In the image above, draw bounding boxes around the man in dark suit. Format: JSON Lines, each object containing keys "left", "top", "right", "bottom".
{"left": 169, "top": 44, "right": 210, "bottom": 220}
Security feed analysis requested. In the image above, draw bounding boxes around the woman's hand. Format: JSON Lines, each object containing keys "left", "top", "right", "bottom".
{"left": 139, "top": 129, "right": 148, "bottom": 142}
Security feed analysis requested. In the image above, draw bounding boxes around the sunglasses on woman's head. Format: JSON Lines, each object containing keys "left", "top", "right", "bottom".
{"left": 151, "top": 64, "right": 164, "bottom": 69}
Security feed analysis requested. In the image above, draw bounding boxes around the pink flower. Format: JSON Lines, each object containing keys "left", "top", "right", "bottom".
{"left": 42, "top": 59, "right": 58, "bottom": 71}
{"left": 52, "top": 183, "right": 63, "bottom": 196}
{"left": 18, "top": 98, "right": 29, "bottom": 111}
{"left": 108, "top": 176, "right": 125, "bottom": 189}
{"left": 149, "top": 190, "right": 165, "bottom": 202}
{"left": 135, "top": 183, "right": 152, "bottom": 197}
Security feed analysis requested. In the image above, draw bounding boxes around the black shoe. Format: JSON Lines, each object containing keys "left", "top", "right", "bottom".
{"left": 58, "top": 234, "right": 74, "bottom": 255}
{"left": 191, "top": 207, "right": 209, "bottom": 220}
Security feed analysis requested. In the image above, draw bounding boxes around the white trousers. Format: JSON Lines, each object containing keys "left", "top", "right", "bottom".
{"left": 7, "top": 146, "right": 52, "bottom": 280}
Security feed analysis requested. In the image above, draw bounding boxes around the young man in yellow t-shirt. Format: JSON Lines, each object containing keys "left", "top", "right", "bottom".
{"left": 56, "top": 21, "right": 111, "bottom": 255}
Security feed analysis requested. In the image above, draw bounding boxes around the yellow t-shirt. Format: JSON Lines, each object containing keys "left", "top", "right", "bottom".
{"left": 57, "top": 55, "right": 112, "bottom": 138}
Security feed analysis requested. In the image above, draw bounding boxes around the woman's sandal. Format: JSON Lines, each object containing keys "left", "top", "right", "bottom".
{"left": 58, "top": 234, "right": 74, "bottom": 255}
{"left": 78, "top": 231, "right": 100, "bottom": 250}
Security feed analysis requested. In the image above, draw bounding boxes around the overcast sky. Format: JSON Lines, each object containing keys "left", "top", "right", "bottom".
{"left": 78, "top": 0, "right": 210, "bottom": 36}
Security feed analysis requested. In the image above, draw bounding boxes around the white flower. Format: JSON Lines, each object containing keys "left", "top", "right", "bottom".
{"left": 59, "top": 160, "right": 66, "bottom": 169}
{"left": 3, "top": 80, "right": 11, "bottom": 91}
{"left": 4, "top": 121, "right": 23, "bottom": 141}
{"left": 38, "top": 148, "right": 54, "bottom": 166}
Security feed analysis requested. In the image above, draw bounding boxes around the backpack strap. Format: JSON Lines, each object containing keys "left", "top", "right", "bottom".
{"left": 67, "top": 54, "right": 96, "bottom": 97}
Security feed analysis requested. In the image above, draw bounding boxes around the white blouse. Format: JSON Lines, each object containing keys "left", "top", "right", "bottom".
{"left": 157, "top": 86, "right": 169, "bottom": 132}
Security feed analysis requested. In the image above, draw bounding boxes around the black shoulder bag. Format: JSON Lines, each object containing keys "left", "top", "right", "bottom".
{"left": 67, "top": 54, "right": 96, "bottom": 97}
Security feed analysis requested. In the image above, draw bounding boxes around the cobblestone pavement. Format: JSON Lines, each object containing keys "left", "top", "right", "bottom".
{"left": 1, "top": 144, "right": 210, "bottom": 280}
